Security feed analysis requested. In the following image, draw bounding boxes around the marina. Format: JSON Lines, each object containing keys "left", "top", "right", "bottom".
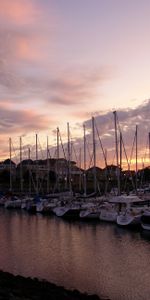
{"left": 0, "top": 2, "right": 150, "bottom": 300}
{"left": 1, "top": 191, "right": 150, "bottom": 228}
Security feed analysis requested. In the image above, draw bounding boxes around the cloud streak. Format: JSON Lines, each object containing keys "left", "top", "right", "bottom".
{"left": 45, "top": 67, "right": 113, "bottom": 106}
{"left": 0, "top": 0, "right": 57, "bottom": 97}
{"left": 0, "top": 105, "right": 52, "bottom": 135}
{"left": 0, "top": 0, "right": 113, "bottom": 112}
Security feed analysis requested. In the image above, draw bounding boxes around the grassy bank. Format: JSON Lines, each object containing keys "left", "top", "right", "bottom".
{"left": 0, "top": 270, "right": 110, "bottom": 300}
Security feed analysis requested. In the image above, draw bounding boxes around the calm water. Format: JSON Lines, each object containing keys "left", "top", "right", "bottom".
{"left": 0, "top": 208, "right": 150, "bottom": 300}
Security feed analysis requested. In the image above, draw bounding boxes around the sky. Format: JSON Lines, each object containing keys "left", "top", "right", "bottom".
{"left": 0, "top": 0, "right": 150, "bottom": 169}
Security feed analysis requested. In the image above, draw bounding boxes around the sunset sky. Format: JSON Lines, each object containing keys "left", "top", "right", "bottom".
{"left": 0, "top": 0, "right": 150, "bottom": 169}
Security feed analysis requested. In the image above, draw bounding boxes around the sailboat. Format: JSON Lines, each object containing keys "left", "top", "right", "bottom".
{"left": 53, "top": 201, "right": 82, "bottom": 219}
{"left": 52, "top": 123, "right": 82, "bottom": 219}
{"left": 80, "top": 203, "right": 101, "bottom": 220}
{"left": 115, "top": 195, "right": 145, "bottom": 226}
{"left": 141, "top": 210, "right": 150, "bottom": 230}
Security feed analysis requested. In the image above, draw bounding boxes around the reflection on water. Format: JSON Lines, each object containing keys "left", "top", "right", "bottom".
{"left": 0, "top": 208, "right": 150, "bottom": 300}
{"left": 140, "top": 229, "right": 150, "bottom": 242}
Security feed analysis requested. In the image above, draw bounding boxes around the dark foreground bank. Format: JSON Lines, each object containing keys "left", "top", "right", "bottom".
{"left": 0, "top": 270, "right": 110, "bottom": 300}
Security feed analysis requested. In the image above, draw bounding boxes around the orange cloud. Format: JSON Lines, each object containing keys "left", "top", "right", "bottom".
{"left": 0, "top": 104, "right": 55, "bottom": 136}
{"left": 70, "top": 111, "right": 91, "bottom": 121}
{"left": 17, "top": 36, "right": 40, "bottom": 61}
{"left": 0, "top": 101, "right": 14, "bottom": 110}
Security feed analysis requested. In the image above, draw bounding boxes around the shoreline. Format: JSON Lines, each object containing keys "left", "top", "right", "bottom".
{"left": 0, "top": 270, "right": 110, "bottom": 300}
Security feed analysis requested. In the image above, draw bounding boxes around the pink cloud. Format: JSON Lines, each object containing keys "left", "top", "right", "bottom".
{"left": 16, "top": 35, "right": 47, "bottom": 62}
{"left": 0, "top": 0, "right": 57, "bottom": 65}
{"left": 0, "top": 104, "right": 54, "bottom": 135}
{"left": 0, "top": 100, "right": 14, "bottom": 110}
{"left": 70, "top": 111, "right": 91, "bottom": 120}
{"left": 0, "top": 0, "right": 59, "bottom": 97}
{"left": 45, "top": 67, "right": 113, "bottom": 106}
{"left": 0, "top": 0, "right": 39, "bottom": 25}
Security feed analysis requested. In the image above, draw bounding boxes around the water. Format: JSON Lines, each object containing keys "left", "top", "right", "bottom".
{"left": 0, "top": 208, "right": 150, "bottom": 300}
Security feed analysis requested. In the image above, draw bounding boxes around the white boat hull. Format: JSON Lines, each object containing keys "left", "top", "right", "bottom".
{"left": 53, "top": 206, "right": 80, "bottom": 219}
{"left": 117, "top": 213, "right": 141, "bottom": 227}
{"left": 80, "top": 209, "right": 100, "bottom": 220}
{"left": 5, "top": 199, "right": 22, "bottom": 209}
{"left": 99, "top": 210, "right": 118, "bottom": 222}
{"left": 141, "top": 223, "right": 150, "bottom": 230}
{"left": 141, "top": 212, "right": 150, "bottom": 230}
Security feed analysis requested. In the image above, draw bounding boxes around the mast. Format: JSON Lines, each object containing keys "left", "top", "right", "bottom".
{"left": 20, "top": 136, "right": 23, "bottom": 193}
{"left": 28, "top": 147, "right": 31, "bottom": 195}
{"left": 47, "top": 136, "right": 50, "bottom": 194}
{"left": 56, "top": 127, "right": 59, "bottom": 191}
{"left": 9, "top": 137, "right": 12, "bottom": 191}
{"left": 35, "top": 133, "right": 38, "bottom": 195}
{"left": 83, "top": 124, "right": 87, "bottom": 196}
{"left": 104, "top": 148, "right": 108, "bottom": 195}
{"left": 135, "top": 125, "right": 138, "bottom": 192}
{"left": 119, "top": 131, "right": 122, "bottom": 193}
{"left": 113, "top": 111, "right": 120, "bottom": 195}
{"left": 92, "top": 117, "right": 97, "bottom": 194}
{"left": 148, "top": 132, "right": 150, "bottom": 164}
{"left": 120, "top": 132, "right": 122, "bottom": 171}
{"left": 79, "top": 147, "right": 82, "bottom": 192}
{"left": 67, "top": 122, "right": 72, "bottom": 193}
